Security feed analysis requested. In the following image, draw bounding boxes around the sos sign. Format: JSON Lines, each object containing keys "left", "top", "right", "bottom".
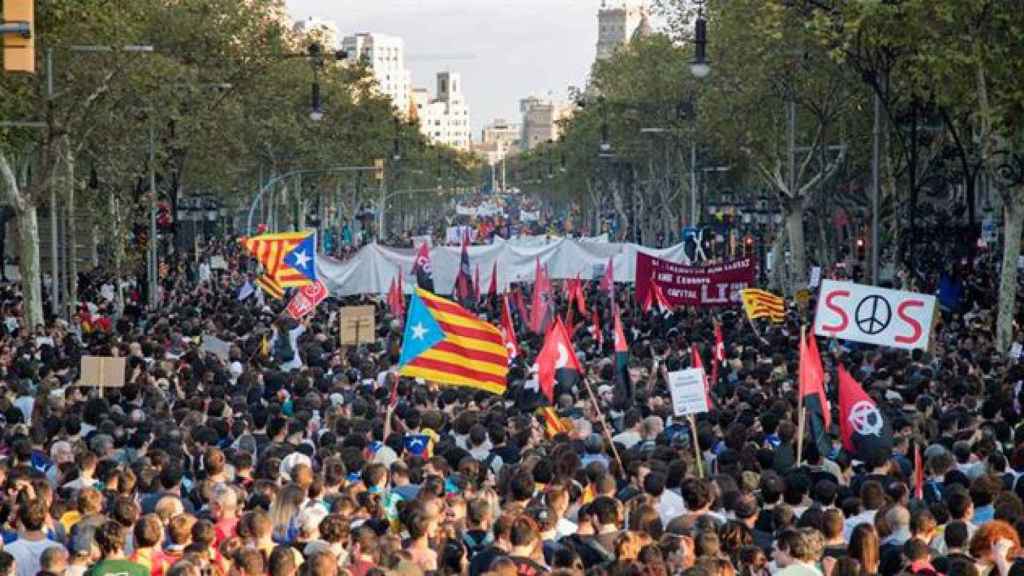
{"left": 813, "top": 280, "right": 936, "bottom": 351}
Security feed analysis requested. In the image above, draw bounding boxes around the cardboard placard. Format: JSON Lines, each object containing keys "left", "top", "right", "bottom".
{"left": 340, "top": 305, "right": 376, "bottom": 345}
{"left": 79, "top": 356, "right": 127, "bottom": 389}
{"left": 668, "top": 368, "right": 709, "bottom": 417}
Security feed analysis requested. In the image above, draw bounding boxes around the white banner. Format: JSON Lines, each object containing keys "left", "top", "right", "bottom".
{"left": 668, "top": 368, "right": 709, "bottom": 417}
{"left": 317, "top": 236, "right": 692, "bottom": 296}
{"left": 456, "top": 204, "right": 477, "bottom": 216}
{"left": 521, "top": 210, "right": 540, "bottom": 222}
{"left": 813, "top": 280, "right": 936, "bottom": 350}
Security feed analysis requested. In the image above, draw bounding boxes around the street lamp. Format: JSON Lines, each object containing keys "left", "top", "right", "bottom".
{"left": 689, "top": 0, "right": 711, "bottom": 79}
{"left": 302, "top": 42, "right": 346, "bottom": 122}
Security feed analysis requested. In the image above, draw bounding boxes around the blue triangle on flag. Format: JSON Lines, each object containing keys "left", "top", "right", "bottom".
{"left": 398, "top": 291, "right": 445, "bottom": 367}
{"left": 283, "top": 232, "right": 318, "bottom": 282}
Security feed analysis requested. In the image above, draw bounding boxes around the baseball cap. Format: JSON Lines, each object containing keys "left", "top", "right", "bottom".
{"left": 70, "top": 526, "right": 97, "bottom": 556}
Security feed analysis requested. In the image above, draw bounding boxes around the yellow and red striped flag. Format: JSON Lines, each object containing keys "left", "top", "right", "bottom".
{"left": 399, "top": 288, "right": 508, "bottom": 395}
{"left": 537, "top": 406, "right": 571, "bottom": 438}
{"left": 740, "top": 288, "right": 785, "bottom": 323}
{"left": 240, "top": 231, "right": 317, "bottom": 288}
{"left": 255, "top": 275, "right": 285, "bottom": 300}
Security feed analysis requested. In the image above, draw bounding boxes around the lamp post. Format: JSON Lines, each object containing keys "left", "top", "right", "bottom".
{"left": 299, "top": 42, "right": 347, "bottom": 122}
{"left": 690, "top": 0, "right": 711, "bottom": 79}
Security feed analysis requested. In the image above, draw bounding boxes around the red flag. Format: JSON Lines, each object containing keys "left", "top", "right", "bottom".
{"left": 536, "top": 316, "right": 584, "bottom": 403}
{"left": 691, "top": 344, "right": 712, "bottom": 407}
{"left": 712, "top": 323, "right": 724, "bottom": 387}
{"left": 799, "top": 333, "right": 830, "bottom": 429}
{"left": 513, "top": 287, "right": 530, "bottom": 323}
{"left": 642, "top": 280, "right": 672, "bottom": 314}
{"left": 500, "top": 294, "right": 520, "bottom": 360}
{"left": 387, "top": 277, "right": 400, "bottom": 317}
{"left": 592, "top": 309, "right": 604, "bottom": 349}
{"left": 914, "top": 444, "right": 924, "bottom": 500}
{"left": 838, "top": 364, "right": 891, "bottom": 457}
{"left": 613, "top": 307, "right": 628, "bottom": 354}
{"left": 487, "top": 261, "right": 498, "bottom": 300}
{"left": 599, "top": 256, "right": 614, "bottom": 300}
{"left": 571, "top": 274, "right": 587, "bottom": 315}
{"left": 530, "top": 258, "right": 552, "bottom": 334}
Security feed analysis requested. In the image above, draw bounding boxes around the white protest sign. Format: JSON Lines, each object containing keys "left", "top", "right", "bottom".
{"left": 668, "top": 368, "right": 709, "bottom": 417}
{"left": 809, "top": 266, "right": 822, "bottom": 289}
{"left": 210, "top": 256, "right": 229, "bottom": 270}
{"left": 813, "top": 279, "right": 936, "bottom": 350}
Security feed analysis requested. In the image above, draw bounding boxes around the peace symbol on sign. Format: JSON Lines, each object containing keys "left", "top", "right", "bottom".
{"left": 854, "top": 295, "right": 892, "bottom": 335}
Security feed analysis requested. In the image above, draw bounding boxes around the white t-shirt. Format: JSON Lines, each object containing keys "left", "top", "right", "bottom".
{"left": 6, "top": 537, "right": 62, "bottom": 576}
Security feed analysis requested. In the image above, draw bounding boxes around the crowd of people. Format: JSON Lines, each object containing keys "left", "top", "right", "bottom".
{"left": 0, "top": 233, "right": 1018, "bottom": 576}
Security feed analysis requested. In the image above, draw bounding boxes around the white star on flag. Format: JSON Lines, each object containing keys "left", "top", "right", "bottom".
{"left": 292, "top": 250, "right": 311, "bottom": 269}
{"left": 411, "top": 323, "right": 428, "bottom": 340}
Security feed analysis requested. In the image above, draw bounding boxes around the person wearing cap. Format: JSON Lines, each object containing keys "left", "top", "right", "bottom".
{"left": 65, "top": 527, "right": 98, "bottom": 576}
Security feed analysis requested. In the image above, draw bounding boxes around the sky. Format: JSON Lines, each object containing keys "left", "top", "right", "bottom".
{"left": 284, "top": 0, "right": 603, "bottom": 138}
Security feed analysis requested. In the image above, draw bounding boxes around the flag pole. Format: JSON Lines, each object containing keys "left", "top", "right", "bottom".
{"left": 796, "top": 325, "right": 807, "bottom": 468}
{"left": 688, "top": 414, "right": 704, "bottom": 478}
{"left": 582, "top": 375, "right": 625, "bottom": 474}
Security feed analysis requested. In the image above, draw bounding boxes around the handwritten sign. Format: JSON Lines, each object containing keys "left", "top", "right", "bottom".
{"left": 668, "top": 368, "right": 709, "bottom": 417}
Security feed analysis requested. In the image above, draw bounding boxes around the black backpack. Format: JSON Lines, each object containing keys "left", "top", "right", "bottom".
{"left": 273, "top": 331, "right": 296, "bottom": 364}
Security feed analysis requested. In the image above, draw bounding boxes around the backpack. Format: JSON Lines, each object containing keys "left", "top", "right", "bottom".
{"left": 273, "top": 331, "right": 296, "bottom": 364}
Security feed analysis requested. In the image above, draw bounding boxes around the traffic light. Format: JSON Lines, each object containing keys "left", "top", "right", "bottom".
{"left": 374, "top": 159, "right": 384, "bottom": 182}
{"left": 856, "top": 237, "right": 866, "bottom": 260}
{"left": 2, "top": 0, "right": 34, "bottom": 74}
{"left": 744, "top": 235, "right": 754, "bottom": 257}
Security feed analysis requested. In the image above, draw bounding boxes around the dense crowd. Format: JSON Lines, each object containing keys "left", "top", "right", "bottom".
{"left": 0, "top": 235, "right": 1019, "bottom": 576}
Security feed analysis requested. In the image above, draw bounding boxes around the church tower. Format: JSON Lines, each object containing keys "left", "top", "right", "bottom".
{"left": 595, "top": 0, "right": 647, "bottom": 61}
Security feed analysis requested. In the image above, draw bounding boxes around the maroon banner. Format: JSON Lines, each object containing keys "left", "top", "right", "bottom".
{"left": 635, "top": 254, "right": 756, "bottom": 308}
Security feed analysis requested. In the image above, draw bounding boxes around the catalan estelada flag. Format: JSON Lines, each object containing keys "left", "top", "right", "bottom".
{"left": 399, "top": 288, "right": 508, "bottom": 395}
{"left": 240, "top": 230, "right": 318, "bottom": 288}
{"left": 255, "top": 275, "right": 285, "bottom": 300}
{"left": 740, "top": 288, "right": 785, "bottom": 323}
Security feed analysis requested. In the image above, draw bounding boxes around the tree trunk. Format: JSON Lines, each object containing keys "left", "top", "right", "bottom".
{"left": 0, "top": 152, "right": 44, "bottom": 327}
{"left": 15, "top": 206, "right": 43, "bottom": 328}
{"left": 785, "top": 201, "right": 807, "bottom": 293}
{"left": 996, "top": 199, "right": 1023, "bottom": 352}
{"left": 769, "top": 229, "right": 787, "bottom": 293}
{"left": 65, "top": 141, "right": 78, "bottom": 316}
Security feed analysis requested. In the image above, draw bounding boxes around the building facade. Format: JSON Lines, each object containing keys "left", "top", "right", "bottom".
{"left": 413, "top": 72, "right": 472, "bottom": 151}
{"left": 293, "top": 17, "right": 339, "bottom": 50}
{"left": 519, "top": 96, "right": 573, "bottom": 151}
{"left": 341, "top": 33, "right": 412, "bottom": 116}
{"left": 595, "top": 0, "right": 647, "bottom": 61}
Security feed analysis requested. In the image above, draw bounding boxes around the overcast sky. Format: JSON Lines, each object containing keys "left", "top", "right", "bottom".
{"left": 284, "top": 0, "right": 602, "bottom": 138}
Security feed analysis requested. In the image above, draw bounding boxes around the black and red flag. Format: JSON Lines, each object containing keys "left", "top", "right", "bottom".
{"left": 612, "top": 305, "right": 633, "bottom": 409}
{"left": 454, "top": 233, "right": 473, "bottom": 303}
{"left": 412, "top": 242, "right": 434, "bottom": 292}
{"left": 799, "top": 332, "right": 831, "bottom": 459}
{"left": 838, "top": 364, "right": 893, "bottom": 462}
